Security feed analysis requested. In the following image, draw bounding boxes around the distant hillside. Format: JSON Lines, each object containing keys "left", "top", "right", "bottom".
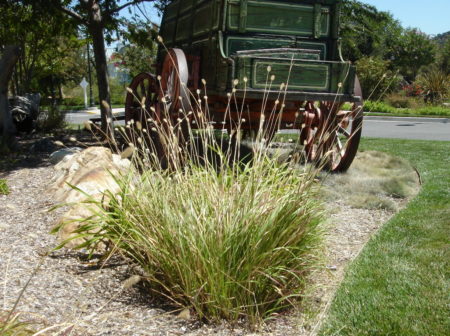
{"left": 434, "top": 31, "right": 450, "bottom": 44}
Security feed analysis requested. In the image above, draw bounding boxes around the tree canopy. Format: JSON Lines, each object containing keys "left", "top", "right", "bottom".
{"left": 0, "top": 0, "right": 80, "bottom": 96}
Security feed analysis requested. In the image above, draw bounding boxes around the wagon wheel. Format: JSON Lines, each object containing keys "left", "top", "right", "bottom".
{"left": 160, "top": 49, "right": 190, "bottom": 115}
{"left": 302, "top": 76, "right": 363, "bottom": 172}
{"left": 159, "top": 48, "right": 191, "bottom": 144}
{"left": 125, "top": 72, "right": 166, "bottom": 162}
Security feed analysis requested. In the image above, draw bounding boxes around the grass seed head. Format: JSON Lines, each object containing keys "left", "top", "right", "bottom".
{"left": 123, "top": 275, "right": 142, "bottom": 289}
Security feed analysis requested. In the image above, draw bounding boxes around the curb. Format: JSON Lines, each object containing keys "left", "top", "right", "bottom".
{"left": 65, "top": 108, "right": 125, "bottom": 115}
{"left": 364, "top": 116, "right": 449, "bottom": 123}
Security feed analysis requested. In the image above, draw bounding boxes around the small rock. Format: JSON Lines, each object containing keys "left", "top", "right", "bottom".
{"left": 177, "top": 308, "right": 191, "bottom": 320}
{"left": 30, "top": 138, "right": 59, "bottom": 153}
{"left": 49, "top": 147, "right": 82, "bottom": 165}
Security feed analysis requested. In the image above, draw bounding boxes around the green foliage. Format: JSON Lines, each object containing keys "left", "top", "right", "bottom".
{"left": 37, "top": 38, "right": 87, "bottom": 104}
{"left": 0, "top": 1, "right": 79, "bottom": 94}
{"left": 112, "top": 45, "right": 156, "bottom": 78}
{"left": 320, "top": 138, "right": 450, "bottom": 336}
{"left": 0, "top": 312, "right": 34, "bottom": 336}
{"left": 388, "top": 29, "right": 436, "bottom": 81}
{"left": 340, "top": 2, "right": 437, "bottom": 82}
{"left": 109, "top": 77, "right": 127, "bottom": 105}
{"left": 435, "top": 36, "right": 450, "bottom": 74}
{"left": 433, "top": 31, "right": 450, "bottom": 46}
{"left": 355, "top": 56, "right": 400, "bottom": 100}
{"left": 340, "top": 0, "right": 402, "bottom": 62}
{"left": 363, "top": 100, "right": 394, "bottom": 113}
{"left": 416, "top": 66, "right": 450, "bottom": 104}
{"left": 364, "top": 99, "right": 450, "bottom": 117}
{"left": 61, "top": 76, "right": 126, "bottom": 107}
{"left": 385, "top": 92, "right": 419, "bottom": 109}
{"left": 36, "top": 106, "right": 66, "bottom": 132}
{"left": 114, "top": 21, "right": 158, "bottom": 77}
{"left": 0, "top": 179, "right": 9, "bottom": 195}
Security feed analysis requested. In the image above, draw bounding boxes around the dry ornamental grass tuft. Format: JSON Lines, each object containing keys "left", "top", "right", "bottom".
{"left": 53, "top": 78, "right": 330, "bottom": 325}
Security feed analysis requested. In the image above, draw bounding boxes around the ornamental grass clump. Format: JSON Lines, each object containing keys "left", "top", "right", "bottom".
{"left": 67, "top": 152, "right": 324, "bottom": 322}
{"left": 55, "top": 75, "right": 326, "bottom": 324}
{"left": 0, "top": 179, "right": 9, "bottom": 195}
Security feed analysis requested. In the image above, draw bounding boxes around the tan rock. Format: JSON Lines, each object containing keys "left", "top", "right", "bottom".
{"left": 48, "top": 146, "right": 131, "bottom": 247}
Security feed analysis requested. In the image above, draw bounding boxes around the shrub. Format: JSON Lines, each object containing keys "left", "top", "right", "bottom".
{"left": 356, "top": 56, "right": 401, "bottom": 100}
{"left": 416, "top": 67, "right": 450, "bottom": 104}
{"left": 385, "top": 92, "right": 419, "bottom": 109}
{"left": 403, "top": 83, "right": 424, "bottom": 97}
{"left": 36, "top": 106, "right": 66, "bottom": 132}
{"left": 363, "top": 100, "right": 395, "bottom": 113}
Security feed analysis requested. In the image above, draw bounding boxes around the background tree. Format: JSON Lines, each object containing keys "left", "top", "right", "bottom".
{"left": 0, "top": 0, "right": 78, "bottom": 95}
{"left": 57, "top": 0, "right": 164, "bottom": 140}
{"left": 341, "top": 1, "right": 438, "bottom": 99}
{"left": 0, "top": 0, "right": 78, "bottom": 150}
{"left": 436, "top": 36, "right": 450, "bottom": 74}
{"left": 340, "top": 0, "right": 401, "bottom": 62}
{"left": 387, "top": 28, "right": 436, "bottom": 81}
{"left": 355, "top": 56, "right": 400, "bottom": 100}
{"left": 114, "top": 20, "right": 159, "bottom": 77}
{"left": 0, "top": 46, "right": 20, "bottom": 150}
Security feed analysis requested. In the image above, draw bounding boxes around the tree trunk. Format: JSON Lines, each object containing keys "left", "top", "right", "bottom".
{"left": 87, "top": 1, "right": 114, "bottom": 142}
{"left": 0, "top": 45, "right": 20, "bottom": 149}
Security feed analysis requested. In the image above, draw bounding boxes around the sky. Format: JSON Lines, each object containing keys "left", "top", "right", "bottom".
{"left": 359, "top": 0, "right": 450, "bottom": 36}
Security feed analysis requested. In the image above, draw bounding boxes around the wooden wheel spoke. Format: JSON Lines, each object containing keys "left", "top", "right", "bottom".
{"left": 338, "top": 126, "right": 351, "bottom": 138}
{"left": 139, "top": 81, "right": 146, "bottom": 101}
{"left": 148, "top": 82, "right": 154, "bottom": 102}
{"left": 132, "top": 88, "right": 142, "bottom": 104}
{"left": 335, "top": 136, "right": 345, "bottom": 157}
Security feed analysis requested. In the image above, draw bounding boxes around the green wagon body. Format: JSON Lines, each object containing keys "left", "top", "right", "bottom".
{"left": 158, "top": 0, "right": 357, "bottom": 100}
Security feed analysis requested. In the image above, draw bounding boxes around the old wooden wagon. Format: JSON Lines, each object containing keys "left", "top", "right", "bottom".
{"left": 125, "top": 0, "right": 363, "bottom": 172}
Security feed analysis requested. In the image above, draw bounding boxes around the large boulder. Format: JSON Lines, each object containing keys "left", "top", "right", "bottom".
{"left": 49, "top": 146, "right": 131, "bottom": 247}
{"left": 49, "top": 147, "right": 82, "bottom": 165}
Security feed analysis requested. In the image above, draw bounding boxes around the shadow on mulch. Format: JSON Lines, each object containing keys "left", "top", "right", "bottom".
{"left": 0, "top": 130, "right": 104, "bottom": 176}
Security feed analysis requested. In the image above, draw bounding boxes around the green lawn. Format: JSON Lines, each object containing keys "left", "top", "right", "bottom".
{"left": 319, "top": 138, "right": 450, "bottom": 336}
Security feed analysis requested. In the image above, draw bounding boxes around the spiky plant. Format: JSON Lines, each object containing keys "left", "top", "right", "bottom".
{"left": 417, "top": 67, "right": 450, "bottom": 104}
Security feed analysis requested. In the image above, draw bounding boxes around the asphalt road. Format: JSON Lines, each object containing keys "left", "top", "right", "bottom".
{"left": 64, "top": 108, "right": 125, "bottom": 125}
{"left": 65, "top": 110, "right": 450, "bottom": 141}
{"left": 362, "top": 116, "right": 450, "bottom": 141}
